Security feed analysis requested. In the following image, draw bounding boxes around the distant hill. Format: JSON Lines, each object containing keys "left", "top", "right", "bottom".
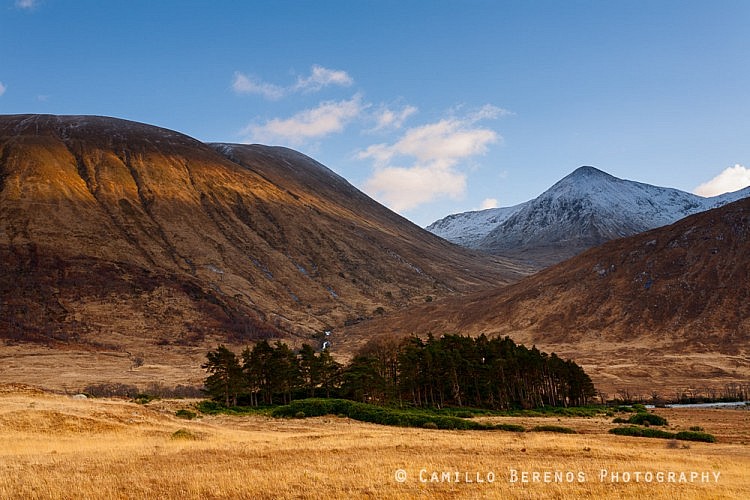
{"left": 0, "top": 114, "right": 529, "bottom": 389}
{"left": 427, "top": 166, "right": 750, "bottom": 268}
{"left": 346, "top": 198, "right": 750, "bottom": 395}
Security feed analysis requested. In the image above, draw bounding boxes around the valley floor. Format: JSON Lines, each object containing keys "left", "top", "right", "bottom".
{"left": 0, "top": 385, "right": 748, "bottom": 499}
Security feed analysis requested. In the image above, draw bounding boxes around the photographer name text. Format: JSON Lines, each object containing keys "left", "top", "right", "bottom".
{"left": 395, "top": 468, "right": 721, "bottom": 484}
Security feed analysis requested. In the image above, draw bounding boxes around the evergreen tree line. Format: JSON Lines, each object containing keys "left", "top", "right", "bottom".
{"left": 202, "top": 334, "right": 596, "bottom": 409}
{"left": 202, "top": 341, "right": 340, "bottom": 407}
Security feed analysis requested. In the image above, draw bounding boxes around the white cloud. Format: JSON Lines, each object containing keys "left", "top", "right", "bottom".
{"left": 232, "top": 65, "right": 353, "bottom": 100}
{"left": 0, "top": 82, "right": 6, "bottom": 97}
{"left": 360, "top": 107, "right": 504, "bottom": 212}
{"left": 232, "top": 72, "right": 285, "bottom": 100}
{"left": 694, "top": 164, "right": 750, "bottom": 197}
{"left": 479, "top": 198, "right": 499, "bottom": 210}
{"left": 364, "top": 165, "right": 466, "bottom": 212}
{"left": 465, "top": 104, "right": 514, "bottom": 121}
{"left": 294, "top": 65, "right": 353, "bottom": 93}
{"left": 240, "top": 95, "right": 365, "bottom": 145}
{"left": 370, "top": 105, "right": 418, "bottom": 132}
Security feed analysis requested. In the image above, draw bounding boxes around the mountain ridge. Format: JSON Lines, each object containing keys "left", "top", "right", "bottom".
{"left": 346, "top": 197, "right": 750, "bottom": 394}
{"left": 428, "top": 165, "right": 750, "bottom": 267}
{"left": 0, "top": 114, "right": 530, "bottom": 389}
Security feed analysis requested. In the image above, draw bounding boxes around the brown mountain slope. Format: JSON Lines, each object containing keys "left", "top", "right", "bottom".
{"left": 0, "top": 114, "right": 528, "bottom": 389}
{"left": 341, "top": 198, "right": 750, "bottom": 396}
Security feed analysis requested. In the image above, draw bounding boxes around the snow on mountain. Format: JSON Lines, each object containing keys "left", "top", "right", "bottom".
{"left": 424, "top": 202, "right": 528, "bottom": 247}
{"left": 428, "top": 165, "right": 750, "bottom": 267}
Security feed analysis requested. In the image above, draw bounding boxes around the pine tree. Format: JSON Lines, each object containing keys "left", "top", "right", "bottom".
{"left": 202, "top": 345, "right": 244, "bottom": 406}
{"left": 298, "top": 344, "right": 320, "bottom": 398}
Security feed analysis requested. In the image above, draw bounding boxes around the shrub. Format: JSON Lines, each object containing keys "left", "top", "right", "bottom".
{"left": 175, "top": 409, "right": 197, "bottom": 420}
{"left": 627, "top": 413, "right": 668, "bottom": 426}
{"left": 609, "top": 426, "right": 673, "bottom": 439}
{"left": 196, "top": 400, "right": 224, "bottom": 414}
{"left": 609, "top": 426, "right": 716, "bottom": 443}
{"left": 171, "top": 429, "right": 197, "bottom": 440}
{"left": 133, "top": 394, "right": 156, "bottom": 405}
{"left": 494, "top": 423, "right": 526, "bottom": 432}
{"left": 423, "top": 421, "right": 438, "bottom": 429}
{"left": 689, "top": 426, "right": 704, "bottom": 432}
{"left": 531, "top": 425, "right": 577, "bottom": 434}
{"left": 271, "top": 399, "right": 492, "bottom": 430}
{"left": 295, "top": 411, "right": 306, "bottom": 419}
{"left": 271, "top": 399, "right": 354, "bottom": 419}
{"left": 674, "top": 431, "right": 716, "bottom": 443}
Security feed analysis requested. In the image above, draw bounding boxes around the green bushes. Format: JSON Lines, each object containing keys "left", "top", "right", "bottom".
{"left": 609, "top": 426, "right": 716, "bottom": 443}
{"left": 627, "top": 412, "right": 668, "bottom": 426}
{"left": 613, "top": 412, "right": 668, "bottom": 426}
{"left": 674, "top": 431, "right": 716, "bottom": 443}
{"left": 531, "top": 425, "right": 577, "bottom": 434}
{"left": 609, "top": 407, "right": 714, "bottom": 443}
{"left": 133, "top": 393, "right": 156, "bottom": 405}
{"left": 270, "top": 399, "right": 526, "bottom": 432}
{"left": 499, "top": 405, "right": 604, "bottom": 418}
{"left": 609, "top": 426, "right": 674, "bottom": 439}
{"left": 195, "top": 400, "right": 271, "bottom": 416}
{"left": 196, "top": 400, "right": 223, "bottom": 414}
{"left": 495, "top": 423, "right": 526, "bottom": 432}
{"left": 271, "top": 399, "right": 353, "bottom": 418}
{"left": 175, "top": 409, "right": 197, "bottom": 420}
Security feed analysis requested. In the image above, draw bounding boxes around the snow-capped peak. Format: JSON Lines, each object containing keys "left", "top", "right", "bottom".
{"left": 427, "top": 166, "right": 750, "bottom": 267}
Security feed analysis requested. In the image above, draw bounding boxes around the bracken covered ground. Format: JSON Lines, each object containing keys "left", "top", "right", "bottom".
{"left": 0, "top": 385, "right": 748, "bottom": 499}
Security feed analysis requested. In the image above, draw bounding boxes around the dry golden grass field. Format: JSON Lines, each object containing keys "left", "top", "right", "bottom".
{"left": 0, "top": 384, "right": 748, "bottom": 499}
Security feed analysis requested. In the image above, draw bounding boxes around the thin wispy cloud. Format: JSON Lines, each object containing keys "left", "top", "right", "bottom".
{"left": 232, "top": 73, "right": 285, "bottom": 100}
{"left": 241, "top": 94, "right": 366, "bottom": 145}
{"left": 359, "top": 106, "right": 506, "bottom": 212}
{"left": 694, "top": 164, "right": 750, "bottom": 197}
{"left": 15, "top": 0, "right": 38, "bottom": 9}
{"left": 0, "top": 82, "right": 6, "bottom": 97}
{"left": 232, "top": 65, "right": 353, "bottom": 100}
{"left": 369, "top": 104, "right": 418, "bottom": 132}
{"left": 293, "top": 65, "right": 353, "bottom": 93}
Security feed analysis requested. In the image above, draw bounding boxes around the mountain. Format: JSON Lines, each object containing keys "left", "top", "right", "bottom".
{"left": 0, "top": 114, "right": 529, "bottom": 389}
{"left": 427, "top": 166, "right": 750, "bottom": 268}
{"left": 423, "top": 201, "right": 529, "bottom": 248}
{"left": 344, "top": 197, "right": 750, "bottom": 395}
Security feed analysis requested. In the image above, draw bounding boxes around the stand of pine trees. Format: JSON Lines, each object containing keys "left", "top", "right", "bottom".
{"left": 203, "top": 335, "right": 596, "bottom": 410}
{"left": 202, "top": 341, "right": 340, "bottom": 407}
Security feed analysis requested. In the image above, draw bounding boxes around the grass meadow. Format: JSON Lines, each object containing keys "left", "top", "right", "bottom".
{"left": 0, "top": 385, "right": 748, "bottom": 499}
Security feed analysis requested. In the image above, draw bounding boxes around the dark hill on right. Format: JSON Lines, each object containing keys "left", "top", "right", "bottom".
{"left": 341, "top": 197, "right": 750, "bottom": 397}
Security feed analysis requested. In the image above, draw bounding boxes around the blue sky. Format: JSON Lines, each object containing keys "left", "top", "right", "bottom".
{"left": 1, "top": 0, "right": 749, "bottom": 226}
